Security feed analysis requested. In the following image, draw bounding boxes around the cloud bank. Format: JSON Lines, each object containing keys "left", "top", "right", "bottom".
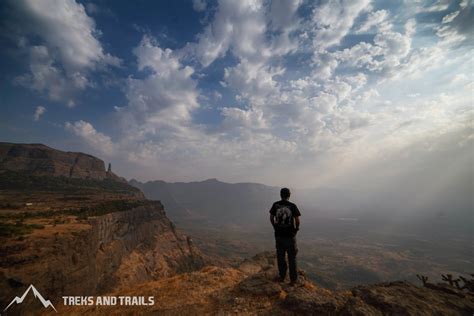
{"left": 4, "top": 0, "right": 472, "bottom": 197}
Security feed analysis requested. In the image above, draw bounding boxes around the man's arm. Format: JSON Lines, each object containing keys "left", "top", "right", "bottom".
{"left": 294, "top": 216, "right": 300, "bottom": 231}
{"left": 293, "top": 204, "right": 301, "bottom": 232}
{"left": 269, "top": 203, "right": 276, "bottom": 227}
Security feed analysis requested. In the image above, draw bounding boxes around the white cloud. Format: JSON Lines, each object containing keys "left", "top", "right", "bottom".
{"left": 65, "top": 120, "right": 115, "bottom": 156}
{"left": 310, "top": 0, "right": 371, "bottom": 51}
{"left": 10, "top": 0, "right": 120, "bottom": 71}
{"left": 435, "top": 1, "right": 473, "bottom": 45}
{"left": 7, "top": 0, "right": 120, "bottom": 105}
{"left": 191, "top": 0, "right": 270, "bottom": 67}
{"left": 356, "top": 10, "right": 390, "bottom": 33}
{"left": 442, "top": 10, "right": 460, "bottom": 24}
{"left": 422, "top": 0, "right": 451, "bottom": 12}
{"left": 324, "top": 19, "right": 414, "bottom": 79}
{"left": 267, "top": 0, "right": 303, "bottom": 55}
{"left": 221, "top": 107, "right": 267, "bottom": 131}
{"left": 269, "top": 0, "right": 302, "bottom": 30}
{"left": 15, "top": 45, "right": 89, "bottom": 107}
{"left": 33, "top": 105, "right": 46, "bottom": 121}
{"left": 122, "top": 35, "right": 199, "bottom": 133}
{"left": 192, "top": 0, "right": 207, "bottom": 12}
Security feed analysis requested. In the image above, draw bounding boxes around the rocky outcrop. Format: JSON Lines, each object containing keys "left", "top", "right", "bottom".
{"left": 0, "top": 201, "right": 205, "bottom": 312}
{"left": 58, "top": 252, "right": 474, "bottom": 315}
{"left": 0, "top": 142, "right": 124, "bottom": 182}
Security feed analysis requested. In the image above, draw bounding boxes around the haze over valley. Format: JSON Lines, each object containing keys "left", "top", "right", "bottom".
{"left": 132, "top": 176, "right": 473, "bottom": 290}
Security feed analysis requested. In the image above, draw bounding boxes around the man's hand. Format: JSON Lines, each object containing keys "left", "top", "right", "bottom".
{"left": 270, "top": 214, "right": 275, "bottom": 228}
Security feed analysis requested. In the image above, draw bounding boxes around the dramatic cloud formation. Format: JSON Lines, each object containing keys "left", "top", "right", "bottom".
{"left": 6, "top": 0, "right": 120, "bottom": 106}
{"left": 1, "top": 0, "right": 472, "bottom": 195}
{"left": 65, "top": 120, "right": 115, "bottom": 156}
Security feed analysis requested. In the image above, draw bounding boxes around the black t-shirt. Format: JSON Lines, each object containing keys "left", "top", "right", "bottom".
{"left": 269, "top": 200, "right": 301, "bottom": 237}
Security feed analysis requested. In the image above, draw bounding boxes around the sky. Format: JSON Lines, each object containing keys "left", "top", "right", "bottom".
{"left": 0, "top": 0, "right": 472, "bottom": 193}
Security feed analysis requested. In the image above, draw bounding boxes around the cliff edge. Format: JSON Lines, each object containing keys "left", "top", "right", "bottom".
{"left": 61, "top": 252, "right": 474, "bottom": 315}
{"left": 0, "top": 143, "right": 205, "bottom": 314}
{"left": 0, "top": 142, "right": 124, "bottom": 182}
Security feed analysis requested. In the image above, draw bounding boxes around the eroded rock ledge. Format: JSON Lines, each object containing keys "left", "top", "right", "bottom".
{"left": 59, "top": 251, "right": 474, "bottom": 315}
{"left": 0, "top": 201, "right": 205, "bottom": 311}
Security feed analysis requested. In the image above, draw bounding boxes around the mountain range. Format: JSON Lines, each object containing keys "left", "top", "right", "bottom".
{"left": 130, "top": 178, "right": 279, "bottom": 226}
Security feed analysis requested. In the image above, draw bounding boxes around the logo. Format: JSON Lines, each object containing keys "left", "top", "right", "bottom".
{"left": 4, "top": 284, "right": 57, "bottom": 313}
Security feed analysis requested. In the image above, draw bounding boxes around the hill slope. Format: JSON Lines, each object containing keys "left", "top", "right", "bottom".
{"left": 130, "top": 178, "right": 279, "bottom": 225}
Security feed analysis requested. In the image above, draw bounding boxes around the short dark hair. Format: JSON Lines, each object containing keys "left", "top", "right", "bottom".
{"left": 280, "top": 187, "right": 291, "bottom": 199}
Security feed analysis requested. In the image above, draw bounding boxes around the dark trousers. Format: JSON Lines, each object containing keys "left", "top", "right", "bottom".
{"left": 275, "top": 236, "right": 298, "bottom": 282}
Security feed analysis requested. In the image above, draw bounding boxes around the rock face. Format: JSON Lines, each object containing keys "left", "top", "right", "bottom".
{"left": 58, "top": 251, "right": 474, "bottom": 315}
{"left": 0, "top": 201, "right": 205, "bottom": 312}
{"left": 0, "top": 142, "right": 205, "bottom": 314}
{"left": 0, "top": 142, "right": 124, "bottom": 181}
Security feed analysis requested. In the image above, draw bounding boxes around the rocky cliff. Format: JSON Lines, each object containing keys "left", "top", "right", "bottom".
{"left": 0, "top": 201, "right": 205, "bottom": 313}
{"left": 0, "top": 142, "right": 124, "bottom": 182}
{"left": 0, "top": 143, "right": 205, "bottom": 314}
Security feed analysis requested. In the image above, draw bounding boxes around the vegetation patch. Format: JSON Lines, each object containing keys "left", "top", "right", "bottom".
{"left": 67, "top": 199, "right": 154, "bottom": 219}
{"left": 0, "top": 199, "right": 157, "bottom": 237}
{"left": 0, "top": 170, "right": 140, "bottom": 194}
{"left": 0, "top": 203, "right": 21, "bottom": 210}
{"left": 0, "top": 199, "right": 155, "bottom": 221}
{"left": 0, "top": 221, "right": 45, "bottom": 237}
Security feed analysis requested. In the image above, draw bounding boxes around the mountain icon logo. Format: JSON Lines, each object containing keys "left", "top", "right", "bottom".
{"left": 4, "top": 284, "right": 57, "bottom": 312}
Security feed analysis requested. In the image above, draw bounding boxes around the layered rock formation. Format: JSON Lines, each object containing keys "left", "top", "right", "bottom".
{"left": 0, "top": 143, "right": 205, "bottom": 314}
{"left": 0, "top": 142, "right": 124, "bottom": 182}
{"left": 0, "top": 201, "right": 205, "bottom": 313}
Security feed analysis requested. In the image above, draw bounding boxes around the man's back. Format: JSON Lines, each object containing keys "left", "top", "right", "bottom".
{"left": 270, "top": 199, "right": 301, "bottom": 237}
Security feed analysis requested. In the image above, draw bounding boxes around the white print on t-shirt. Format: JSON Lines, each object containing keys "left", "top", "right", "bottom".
{"left": 275, "top": 206, "right": 293, "bottom": 227}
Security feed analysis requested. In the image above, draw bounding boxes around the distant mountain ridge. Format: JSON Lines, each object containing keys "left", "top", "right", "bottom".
{"left": 129, "top": 177, "right": 377, "bottom": 225}
{"left": 130, "top": 178, "right": 280, "bottom": 224}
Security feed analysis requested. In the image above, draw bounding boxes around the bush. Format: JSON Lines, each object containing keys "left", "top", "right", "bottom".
{"left": 0, "top": 222, "right": 41, "bottom": 237}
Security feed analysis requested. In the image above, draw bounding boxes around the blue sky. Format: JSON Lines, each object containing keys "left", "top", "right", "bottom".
{"left": 0, "top": 0, "right": 472, "bottom": 192}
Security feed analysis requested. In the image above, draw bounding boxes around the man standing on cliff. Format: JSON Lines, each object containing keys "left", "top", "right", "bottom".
{"left": 269, "top": 188, "right": 301, "bottom": 286}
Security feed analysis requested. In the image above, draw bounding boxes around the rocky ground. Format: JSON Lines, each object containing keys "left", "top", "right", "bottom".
{"left": 59, "top": 252, "right": 474, "bottom": 315}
